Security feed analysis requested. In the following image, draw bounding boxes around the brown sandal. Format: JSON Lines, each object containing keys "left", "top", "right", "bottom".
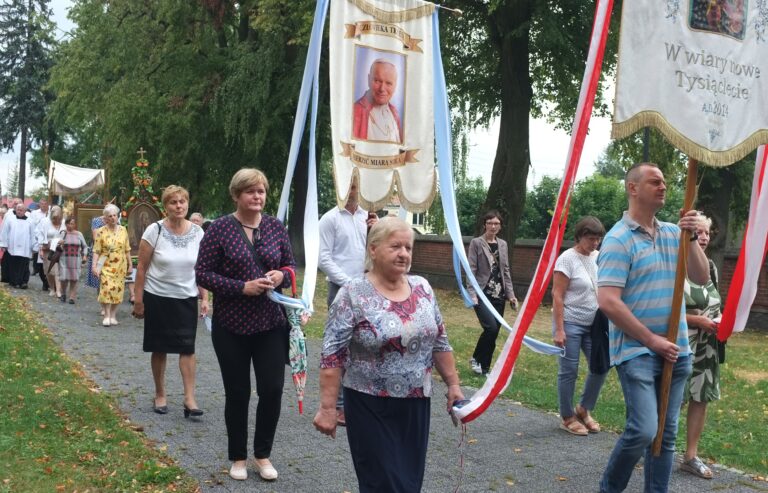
{"left": 559, "top": 417, "right": 588, "bottom": 436}
{"left": 575, "top": 406, "right": 601, "bottom": 433}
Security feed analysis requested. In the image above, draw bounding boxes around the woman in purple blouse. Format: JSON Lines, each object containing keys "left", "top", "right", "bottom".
{"left": 313, "top": 217, "right": 464, "bottom": 493}
{"left": 195, "top": 168, "right": 295, "bottom": 483}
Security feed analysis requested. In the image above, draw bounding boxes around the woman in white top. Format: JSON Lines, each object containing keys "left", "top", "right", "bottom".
{"left": 37, "top": 205, "right": 66, "bottom": 300}
{"left": 132, "top": 186, "right": 208, "bottom": 417}
{"left": 552, "top": 216, "right": 607, "bottom": 436}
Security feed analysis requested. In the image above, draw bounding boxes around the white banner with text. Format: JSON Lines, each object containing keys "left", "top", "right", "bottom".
{"left": 612, "top": 0, "right": 768, "bottom": 165}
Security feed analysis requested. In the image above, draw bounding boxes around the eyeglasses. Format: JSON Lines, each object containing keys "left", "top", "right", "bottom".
{"left": 485, "top": 221, "right": 501, "bottom": 226}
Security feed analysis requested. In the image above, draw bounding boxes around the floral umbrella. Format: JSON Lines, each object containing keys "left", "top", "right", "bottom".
{"left": 285, "top": 306, "right": 308, "bottom": 414}
{"left": 270, "top": 267, "right": 309, "bottom": 414}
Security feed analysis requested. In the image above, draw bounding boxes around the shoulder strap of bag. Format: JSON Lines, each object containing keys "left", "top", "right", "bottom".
{"left": 230, "top": 214, "right": 268, "bottom": 274}
{"left": 152, "top": 221, "right": 162, "bottom": 248}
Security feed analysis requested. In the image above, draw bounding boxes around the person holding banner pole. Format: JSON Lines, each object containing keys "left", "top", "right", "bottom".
{"left": 597, "top": 163, "right": 708, "bottom": 493}
{"left": 467, "top": 210, "right": 518, "bottom": 376}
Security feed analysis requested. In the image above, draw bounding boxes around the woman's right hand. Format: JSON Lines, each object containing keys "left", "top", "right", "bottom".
{"left": 553, "top": 327, "right": 566, "bottom": 348}
{"left": 242, "top": 277, "right": 274, "bottom": 296}
{"left": 132, "top": 301, "right": 145, "bottom": 319}
{"left": 313, "top": 407, "right": 338, "bottom": 439}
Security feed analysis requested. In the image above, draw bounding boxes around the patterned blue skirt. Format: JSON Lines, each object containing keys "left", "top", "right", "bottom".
{"left": 84, "top": 245, "right": 99, "bottom": 289}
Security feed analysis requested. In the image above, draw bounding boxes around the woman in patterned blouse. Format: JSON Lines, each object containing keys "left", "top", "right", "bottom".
{"left": 313, "top": 217, "right": 464, "bottom": 493}
{"left": 195, "top": 169, "right": 295, "bottom": 483}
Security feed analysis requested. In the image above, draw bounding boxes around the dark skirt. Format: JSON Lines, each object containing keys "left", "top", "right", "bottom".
{"left": 142, "top": 290, "right": 198, "bottom": 354}
{"left": 344, "top": 387, "right": 430, "bottom": 493}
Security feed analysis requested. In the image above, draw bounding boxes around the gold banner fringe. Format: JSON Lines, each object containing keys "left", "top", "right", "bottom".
{"left": 392, "top": 170, "right": 437, "bottom": 213}
{"left": 612, "top": 112, "right": 768, "bottom": 167}
{"left": 350, "top": 0, "right": 435, "bottom": 23}
{"left": 334, "top": 167, "right": 437, "bottom": 214}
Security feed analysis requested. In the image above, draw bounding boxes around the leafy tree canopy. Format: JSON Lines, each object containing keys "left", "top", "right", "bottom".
{"left": 439, "top": 0, "right": 620, "bottom": 249}
{"left": 48, "top": 0, "right": 316, "bottom": 217}
{"left": 0, "top": 0, "right": 56, "bottom": 197}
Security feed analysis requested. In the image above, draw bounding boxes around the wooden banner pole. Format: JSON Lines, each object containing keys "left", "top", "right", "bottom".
{"left": 652, "top": 157, "right": 698, "bottom": 456}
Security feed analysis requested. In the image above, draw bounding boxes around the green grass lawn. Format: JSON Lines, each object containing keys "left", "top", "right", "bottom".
{"left": 305, "top": 279, "right": 768, "bottom": 477}
{"left": 0, "top": 290, "right": 198, "bottom": 492}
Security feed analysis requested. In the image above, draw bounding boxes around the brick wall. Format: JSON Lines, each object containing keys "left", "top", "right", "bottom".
{"left": 411, "top": 235, "right": 768, "bottom": 329}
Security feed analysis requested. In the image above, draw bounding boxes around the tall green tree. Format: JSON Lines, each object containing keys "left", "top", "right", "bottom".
{"left": 440, "top": 0, "right": 620, "bottom": 250}
{"left": 49, "top": 0, "right": 317, "bottom": 223}
{"left": 0, "top": 0, "right": 56, "bottom": 199}
{"left": 517, "top": 175, "right": 560, "bottom": 239}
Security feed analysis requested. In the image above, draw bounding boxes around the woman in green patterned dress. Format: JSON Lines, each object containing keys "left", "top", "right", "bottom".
{"left": 680, "top": 215, "right": 721, "bottom": 479}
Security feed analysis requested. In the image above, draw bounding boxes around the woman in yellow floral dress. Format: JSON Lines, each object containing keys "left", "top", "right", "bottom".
{"left": 92, "top": 204, "right": 133, "bottom": 326}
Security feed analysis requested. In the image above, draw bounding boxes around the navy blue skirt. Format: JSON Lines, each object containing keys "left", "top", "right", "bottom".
{"left": 344, "top": 387, "right": 430, "bottom": 493}
{"left": 142, "top": 290, "right": 198, "bottom": 354}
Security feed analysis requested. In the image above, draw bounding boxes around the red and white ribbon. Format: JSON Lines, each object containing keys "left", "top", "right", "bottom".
{"left": 718, "top": 146, "right": 768, "bottom": 341}
{"left": 456, "top": 0, "right": 615, "bottom": 423}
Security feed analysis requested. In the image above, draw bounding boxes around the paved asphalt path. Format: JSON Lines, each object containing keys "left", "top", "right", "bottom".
{"left": 14, "top": 277, "right": 767, "bottom": 492}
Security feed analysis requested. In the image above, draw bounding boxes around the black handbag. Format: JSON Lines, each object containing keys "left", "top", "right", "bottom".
{"left": 589, "top": 309, "right": 611, "bottom": 375}
{"left": 46, "top": 231, "right": 66, "bottom": 267}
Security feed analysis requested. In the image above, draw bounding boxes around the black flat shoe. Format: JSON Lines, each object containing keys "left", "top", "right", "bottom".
{"left": 183, "top": 406, "right": 204, "bottom": 418}
{"left": 153, "top": 400, "right": 168, "bottom": 414}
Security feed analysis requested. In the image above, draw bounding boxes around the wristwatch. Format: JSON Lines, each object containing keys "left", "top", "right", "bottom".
{"left": 690, "top": 232, "right": 699, "bottom": 242}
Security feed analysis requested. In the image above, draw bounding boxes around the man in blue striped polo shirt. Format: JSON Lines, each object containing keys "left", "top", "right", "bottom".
{"left": 597, "top": 163, "right": 709, "bottom": 493}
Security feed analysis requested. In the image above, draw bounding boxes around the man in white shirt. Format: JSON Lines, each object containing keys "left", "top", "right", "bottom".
{"left": 318, "top": 181, "right": 377, "bottom": 425}
{"left": 29, "top": 198, "right": 51, "bottom": 288}
{"left": 0, "top": 204, "right": 36, "bottom": 288}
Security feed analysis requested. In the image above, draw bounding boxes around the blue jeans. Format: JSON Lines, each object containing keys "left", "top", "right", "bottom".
{"left": 600, "top": 354, "right": 692, "bottom": 493}
{"left": 557, "top": 321, "right": 607, "bottom": 418}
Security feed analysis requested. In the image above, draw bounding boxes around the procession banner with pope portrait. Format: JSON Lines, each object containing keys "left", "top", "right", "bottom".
{"left": 612, "top": 0, "right": 768, "bottom": 166}
{"left": 330, "top": 0, "right": 437, "bottom": 212}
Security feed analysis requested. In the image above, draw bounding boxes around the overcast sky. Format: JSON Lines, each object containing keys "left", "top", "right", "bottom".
{"left": 1, "top": 0, "right": 612, "bottom": 196}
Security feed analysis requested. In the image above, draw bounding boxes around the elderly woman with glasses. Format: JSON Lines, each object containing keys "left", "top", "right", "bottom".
{"left": 92, "top": 203, "right": 132, "bottom": 326}
{"left": 467, "top": 210, "right": 518, "bottom": 376}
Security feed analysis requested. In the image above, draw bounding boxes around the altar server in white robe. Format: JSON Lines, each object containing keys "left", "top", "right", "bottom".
{"left": 0, "top": 204, "right": 37, "bottom": 288}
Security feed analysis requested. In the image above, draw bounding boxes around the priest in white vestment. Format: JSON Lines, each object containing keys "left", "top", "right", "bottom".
{"left": 0, "top": 204, "right": 36, "bottom": 288}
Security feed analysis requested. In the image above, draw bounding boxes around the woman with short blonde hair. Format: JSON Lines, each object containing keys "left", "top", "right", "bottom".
{"left": 134, "top": 185, "right": 207, "bottom": 418}
{"left": 37, "top": 205, "right": 66, "bottom": 300}
{"left": 229, "top": 168, "right": 269, "bottom": 200}
{"left": 196, "top": 168, "right": 295, "bottom": 482}
{"left": 314, "top": 217, "right": 463, "bottom": 492}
